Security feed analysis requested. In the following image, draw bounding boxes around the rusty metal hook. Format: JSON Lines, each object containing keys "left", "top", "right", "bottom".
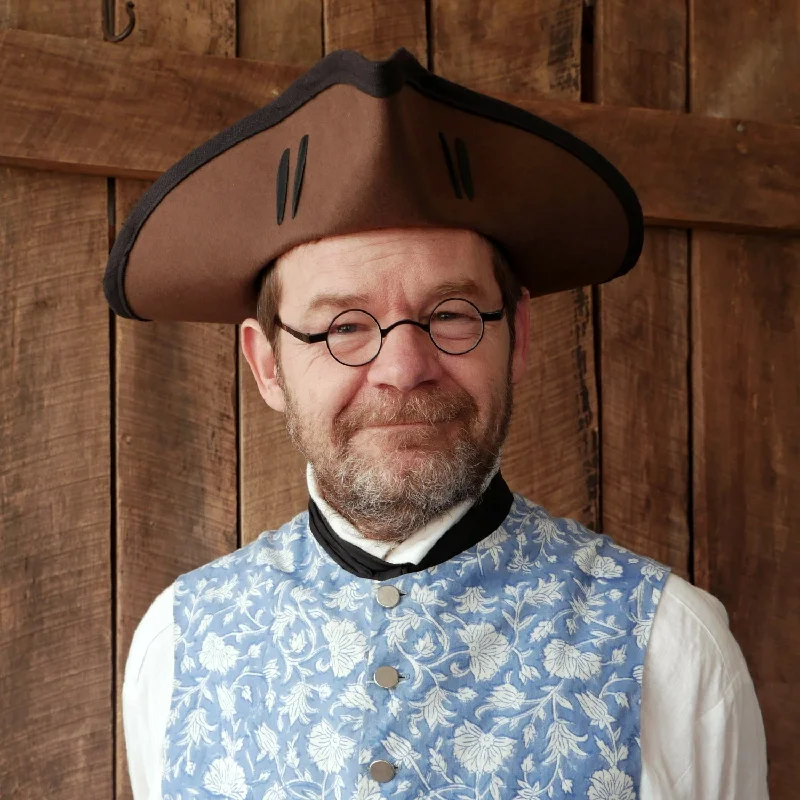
{"left": 102, "top": 0, "right": 136, "bottom": 43}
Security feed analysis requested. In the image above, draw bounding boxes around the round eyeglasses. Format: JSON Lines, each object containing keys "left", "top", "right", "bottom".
{"left": 275, "top": 297, "right": 505, "bottom": 367}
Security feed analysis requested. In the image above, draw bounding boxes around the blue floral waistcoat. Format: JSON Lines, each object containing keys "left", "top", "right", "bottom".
{"left": 161, "top": 493, "right": 671, "bottom": 800}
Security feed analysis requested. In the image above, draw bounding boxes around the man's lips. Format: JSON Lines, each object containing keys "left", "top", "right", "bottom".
{"left": 365, "top": 421, "right": 438, "bottom": 428}
{"left": 359, "top": 420, "right": 453, "bottom": 430}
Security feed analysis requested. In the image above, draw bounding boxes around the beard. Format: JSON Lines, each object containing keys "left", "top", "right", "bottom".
{"left": 279, "top": 364, "right": 514, "bottom": 543}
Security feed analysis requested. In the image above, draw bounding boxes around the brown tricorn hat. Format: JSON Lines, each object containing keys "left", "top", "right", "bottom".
{"left": 103, "top": 47, "right": 644, "bottom": 324}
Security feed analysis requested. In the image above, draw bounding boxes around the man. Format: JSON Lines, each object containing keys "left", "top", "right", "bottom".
{"left": 108, "top": 48, "right": 769, "bottom": 800}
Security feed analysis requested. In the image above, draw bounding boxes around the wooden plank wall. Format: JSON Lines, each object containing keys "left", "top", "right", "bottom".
{"left": 690, "top": 2, "right": 800, "bottom": 794}
{"left": 0, "top": 4, "right": 113, "bottom": 799}
{"left": 111, "top": 2, "right": 240, "bottom": 799}
{"left": 0, "top": 165, "right": 112, "bottom": 798}
{"left": 1, "top": 1, "right": 798, "bottom": 798}
{"left": 596, "top": 1, "right": 691, "bottom": 578}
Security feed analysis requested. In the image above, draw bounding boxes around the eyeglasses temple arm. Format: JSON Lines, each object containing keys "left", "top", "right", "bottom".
{"left": 480, "top": 308, "right": 505, "bottom": 322}
{"left": 275, "top": 318, "right": 327, "bottom": 344}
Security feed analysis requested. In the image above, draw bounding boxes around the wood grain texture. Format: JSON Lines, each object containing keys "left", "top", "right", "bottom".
{"left": 237, "top": 0, "right": 321, "bottom": 542}
{"left": 433, "top": 0, "right": 598, "bottom": 527}
{"left": 595, "top": 0, "right": 690, "bottom": 576}
{"left": 691, "top": 232, "right": 800, "bottom": 793}
{"left": 691, "top": 1, "right": 800, "bottom": 793}
{"left": 111, "top": 2, "right": 239, "bottom": 799}
{"left": 324, "top": 0, "right": 427, "bottom": 62}
{"left": 238, "top": 0, "right": 322, "bottom": 69}
{"left": 2, "top": 27, "right": 800, "bottom": 235}
{"left": 0, "top": 4, "right": 113, "bottom": 799}
{"left": 0, "top": 165, "right": 111, "bottom": 796}
{"left": 0, "top": 28, "right": 305, "bottom": 178}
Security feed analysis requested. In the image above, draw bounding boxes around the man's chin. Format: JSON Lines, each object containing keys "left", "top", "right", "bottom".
{"left": 344, "top": 457, "right": 460, "bottom": 506}
{"left": 356, "top": 445, "right": 441, "bottom": 471}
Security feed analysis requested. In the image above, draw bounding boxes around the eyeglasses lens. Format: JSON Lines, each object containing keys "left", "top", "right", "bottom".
{"left": 429, "top": 299, "right": 484, "bottom": 354}
{"left": 327, "top": 310, "right": 381, "bottom": 366}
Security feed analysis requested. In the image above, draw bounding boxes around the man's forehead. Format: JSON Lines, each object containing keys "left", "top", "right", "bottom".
{"left": 302, "top": 278, "right": 491, "bottom": 319}
{"left": 291, "top": 226, "right": 488, "bottom": 260}
{"left": 276, "top": 227, "right": 496, "bottom": 302}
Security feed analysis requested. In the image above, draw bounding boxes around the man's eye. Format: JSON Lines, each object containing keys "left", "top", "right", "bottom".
{"left": 333, "top": 323, "right": 361, "bottom": 335}
{"left": 433, "top": 312, "right": 466, "bottom": 322}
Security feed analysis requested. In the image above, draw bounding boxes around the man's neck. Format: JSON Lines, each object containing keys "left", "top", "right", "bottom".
{"left": 305, "top": 459, "right": 500, "bottom": 564}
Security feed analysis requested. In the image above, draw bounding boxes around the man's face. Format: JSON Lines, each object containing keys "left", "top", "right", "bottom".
{"left": 241, "top": 227, "right": 530, "bottom": 541}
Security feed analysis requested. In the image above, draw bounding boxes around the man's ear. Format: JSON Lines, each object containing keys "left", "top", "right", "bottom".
{"left": 240, "top": 318, "right": 285, "bottom": 412}
{"left": 511, "top": 288, "right": 531, "bottom": 385}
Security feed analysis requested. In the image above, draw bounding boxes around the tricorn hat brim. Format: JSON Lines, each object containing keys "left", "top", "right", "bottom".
{"left": 103, "top": 47, "right": 644, "bottom": 324}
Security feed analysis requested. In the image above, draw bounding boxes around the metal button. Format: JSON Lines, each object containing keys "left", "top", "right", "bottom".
{"left": 376, "top": 585, "right": 401, "bottom": 608}
{"left": 369, "top": 760, "right": 396, "bottom": 782}
{"left": 374, "top": 665, "right": 401, "bottom": 688}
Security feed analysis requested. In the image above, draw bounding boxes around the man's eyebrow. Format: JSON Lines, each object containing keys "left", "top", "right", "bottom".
{"left": 304, "top": 279, "right": 488, "bottom": 316}
{"left": 305, "top": 292, "right": 373, "bottom": 316}
{"left": 429, "top": 279, "right": 486, "bottom": 299}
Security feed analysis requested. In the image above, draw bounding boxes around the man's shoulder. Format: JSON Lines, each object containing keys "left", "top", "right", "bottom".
{"left": 653, "top": 572, "right": 750, "bottom": 692}
{"left": 660, "top": 571, "right": 730, "bottom": 634}
{"left": 124, "top": 509, "right": 310, "bottom": 687}
{"left": 508, "top": 493, "right": 673, "bottom": 579}
{"left": 123, "top": 583, "right": 174, "bottom": 693}
{"left": 645, "top": 575, "right": 768, "bottom": 796}
{"left": 645, "top": 573, "right": 762, "bottom": 729}
{"left": 508, "top": 494, "right": 749, "bottom": 691}
{"left": 511, "top": 495, "right": 739, "bottom": 671}
{"left": 178, "top": 508, "right": 311, "bottom": 587}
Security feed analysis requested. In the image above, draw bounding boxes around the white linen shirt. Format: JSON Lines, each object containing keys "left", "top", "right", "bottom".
{"left": 123, "top": 467, "right": 770, "bottom": 799}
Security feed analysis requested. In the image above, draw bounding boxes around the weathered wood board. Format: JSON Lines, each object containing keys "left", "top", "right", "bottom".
{"left": 0, "top": 152, "right": 112, "bottom": 797}
{"left": 110, "top": 1, "right": 239, "bottom": 799}
{"left": 595, "top": 0, "right": 690, "bottom": 577}
{"left": 691, "top": 4, "right": 800, "bottom": 795}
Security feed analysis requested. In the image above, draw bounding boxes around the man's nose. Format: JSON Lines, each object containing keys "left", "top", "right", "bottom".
{"left": 365, "top": 321, "right": 443, "bottom": 392}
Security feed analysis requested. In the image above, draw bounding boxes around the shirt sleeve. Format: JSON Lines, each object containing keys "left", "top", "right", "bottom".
{"left": 640, "top": 573, "right": 769, "bottom": 799}
{"left": 121, "top": 583, "right": 176, "bottom": 800}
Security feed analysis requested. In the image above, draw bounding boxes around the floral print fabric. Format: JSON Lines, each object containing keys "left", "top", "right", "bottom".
{"left": 162, "top": 494, "right": 671, "bottom": 800}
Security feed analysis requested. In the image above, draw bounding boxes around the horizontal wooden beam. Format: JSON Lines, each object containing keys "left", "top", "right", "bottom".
{"left": 1, "top": 27, "right": 798, "bottom": 236}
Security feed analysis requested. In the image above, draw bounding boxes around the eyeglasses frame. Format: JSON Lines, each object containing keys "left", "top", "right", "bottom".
{"left": 274, "top": 297, "right": 506, "bottom": 367}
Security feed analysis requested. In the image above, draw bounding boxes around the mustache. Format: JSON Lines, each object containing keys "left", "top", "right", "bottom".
{"left": 335, "top": 389, "right": 477, "bottom": 434}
